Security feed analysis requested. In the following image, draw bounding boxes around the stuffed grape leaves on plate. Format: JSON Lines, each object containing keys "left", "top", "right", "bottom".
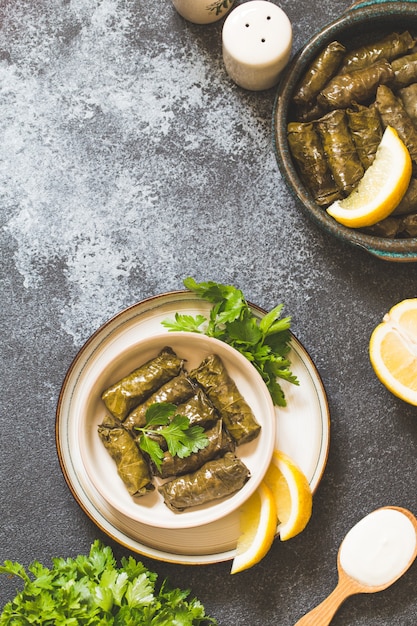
{"left": 101, "top": 347, "right": 183, "bottom": 421}
{"left": 190, "top": 354, "right": 261, "bottom": 445}
{"left": 158, "top": 452, "right": 250, "bottom": 511}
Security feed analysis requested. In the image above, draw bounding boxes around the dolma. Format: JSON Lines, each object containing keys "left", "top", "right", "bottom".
{"left": 346, "top": 103, "right": 383, "bottom": 168}
{"left": 317, "top": 59, "right": 394, "bottom": 110}
{"left": 362, "top": 216, "right": 402, "bottom": 238}
{"left": 316, "top": 109, "right": 364, "bottom": 195}
{"left": 399, "top": 212, "right": 417, "bottom": 237}
{"left": 101, "top": 347, "right": 183, "bottom": 421}
{"left": 398, "top": 83, "right": 417, "bottom": 127}
{"left": 293, "top": 100, "right": 326, "bottom": 123}
{"left": 98, "top": 414, "right": 153, "bottom": 497}
{"left": 154, "top": 420, "right": 235, "bottom": 479}
{"left": 123, "top": 372, "right": 195, "bottom": 432}
{"left": 158, "top": 452, "right": 250, "bottom": 511}
{"left": 287, "top": 120, "right": 341, "bottom": 206}
{"left": 190, "top": 354, "right": 261, "bottom": 445}
{"left": 392, "top": 51, "right": 417, "bottom": 88}
{"left": 392, "top": 177, "right": 417, "bottom": 215}
{"left": 176, "top": 388, "right": 219, "bottom": 428}
{"left": 375, "top": 84, "right": 417, "bottom": 166}
{"left": 292, "top": 41, "right": 346, "bottom": 106}
{"left": 339, "top": 31, "right": 415, "bottom": 74}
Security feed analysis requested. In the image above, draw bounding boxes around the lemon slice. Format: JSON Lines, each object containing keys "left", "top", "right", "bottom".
{"left": 369, "top": 298, "right": 417, "bottom": 405}
{"left": 263, "top": 450, "right": 313, "bottom": 541}
{"left": 230, "top": 481, "right": 277, "bottom": 574}
{"left": 326, "top": 126, "right": 412, "bottom": 228}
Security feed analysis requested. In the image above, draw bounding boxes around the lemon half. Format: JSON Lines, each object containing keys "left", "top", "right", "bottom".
{"left": 326, "top": 126, "right": 412, "bottom": 228}
{"left": 369, "top": 298, "right": 417, "bottom": 405}
{"left": 264, "top": 450, "right": 313, "bottom": 541}
{"left": 230, "top": 481, "right": 277, "bottom": 574}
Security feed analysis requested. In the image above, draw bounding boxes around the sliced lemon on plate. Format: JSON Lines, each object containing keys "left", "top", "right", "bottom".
{"left": 264, "top": 450, "right": 313, "bottom": 541}
{"left": 326, "top": 126, "right": 412, "bottom": 228}
{"left": 230, "top": 481, "right": 277, "bottom": 574}
{"left": 369, "top": 298, "right": 417, "bottom": 405}
{"left": 231, "top": 451, "right": 313, "bottom": 573}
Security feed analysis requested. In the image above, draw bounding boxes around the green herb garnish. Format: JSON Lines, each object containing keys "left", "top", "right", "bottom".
{"left": 136, "top": 402, "right": 209, "bottom": 470}
{"left": 161, "top": 277, "right": 299, "bottom": 407}
{"left": 0, "top": 540, "right": 217, "bottom": 624}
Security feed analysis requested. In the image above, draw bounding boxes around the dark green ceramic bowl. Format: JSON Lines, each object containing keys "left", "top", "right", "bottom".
{"left": 273, "top": 0, "right": 417, "bottom": 262}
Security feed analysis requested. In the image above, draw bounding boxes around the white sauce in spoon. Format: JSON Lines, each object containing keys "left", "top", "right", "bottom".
{"left": 339, "top": 508, "right": 416, "bottom": 587}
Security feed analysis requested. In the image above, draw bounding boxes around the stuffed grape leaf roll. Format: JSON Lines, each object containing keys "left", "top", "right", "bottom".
{"left": 375, "top": 84, "right": 417, "bottom": 167}
{"left": 123, "top": 372, "right": 195, "bottom": 432}
{"left": 317, "top": 59, "right": 394, "bottom": 111}
{"left": 292, "top": 41, "right": 346, "bottom": 106}
{"left": 98, "top": 414, "right": 153, "bottom": 497}
{"left": 153, "top": 420, "right": 235, "bottom": 479}
{"left": 101, "top": 347, "right": 183, "bottom": 421}
{"left": 392, "top": 177, "right": 417, "bottom": 215}
{"left": 176, "top": 388, "right": 219, "bottom": 428}
{"left": 158, "top": 452, "right": 250, "bottom": 511}
{"left": 346, "top": 103, "right": 383, "bottom": 169}
{"left": 398, "top": 83, "right": 417, "bottom": 128}
{"left": 287, "top": 120, "right": 341, "bottom": 206}
{"left": 339, "top": 31, "right": 415, "bottom": 74}
{"left": 392, "top": 51, "right": 417, "bottom": 88}
{"left": 190, "top": 354, "right": 261, "bottom": 445}
{"left": 316, "top": 109, "right": 364, "bottom": 195}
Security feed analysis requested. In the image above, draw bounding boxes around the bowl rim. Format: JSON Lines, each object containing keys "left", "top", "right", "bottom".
{"left": 78, "top": 330, "right": 277, "bottom": 529}
{"left": 273, "top": 1, "right": 417, "bottom": 261}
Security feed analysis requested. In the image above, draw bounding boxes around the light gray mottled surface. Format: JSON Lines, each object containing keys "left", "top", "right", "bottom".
{"left": 0, "top": 1, "right": 416, "bottom": 624}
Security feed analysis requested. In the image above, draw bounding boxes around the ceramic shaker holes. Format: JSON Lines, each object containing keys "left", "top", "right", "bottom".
{"left": 171, "top": 0, "right": 235, "bottom": 24}
{"left": 222, "top": 1, "right": 292, "bottom": 91}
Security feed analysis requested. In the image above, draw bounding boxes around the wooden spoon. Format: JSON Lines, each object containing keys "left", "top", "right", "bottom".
{"left": 294, "top": 506, "right": 417, "bottom": 626}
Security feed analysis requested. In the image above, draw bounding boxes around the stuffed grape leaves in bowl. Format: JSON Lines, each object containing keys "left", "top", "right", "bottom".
{"left": 78, "top": 331, "right": 276, "bottom": 529}
{"left": 273, "top": 0, "right": 417, "bottom": 261}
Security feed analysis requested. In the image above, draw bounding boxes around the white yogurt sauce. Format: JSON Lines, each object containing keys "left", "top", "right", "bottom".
{"left": 339, "top": 508, "right": 416, "bottom": 587}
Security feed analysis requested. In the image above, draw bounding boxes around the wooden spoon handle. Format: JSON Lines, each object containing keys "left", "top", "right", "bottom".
{"left": 294, "top": 578, "right": 356, "bottom": 626}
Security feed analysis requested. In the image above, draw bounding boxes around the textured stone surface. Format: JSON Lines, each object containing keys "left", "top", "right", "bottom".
{"left": 0, "top": 1, "right": 416, "bottom": 624}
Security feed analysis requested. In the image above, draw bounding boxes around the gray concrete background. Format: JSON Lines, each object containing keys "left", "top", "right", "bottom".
{"left": 0, "top": 1, "right": 416, "bottom": 624}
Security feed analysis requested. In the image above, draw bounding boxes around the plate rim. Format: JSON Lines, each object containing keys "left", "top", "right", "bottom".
{"left": 55, "top": 289, "right": 330, "bottom": 565}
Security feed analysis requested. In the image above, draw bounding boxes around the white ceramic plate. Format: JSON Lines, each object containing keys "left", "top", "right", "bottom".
{"left": 78, "top": 331, "right": 276, "bottom": 529}
{"left": 56, "top": 290, "right": 330, "bottom": 564}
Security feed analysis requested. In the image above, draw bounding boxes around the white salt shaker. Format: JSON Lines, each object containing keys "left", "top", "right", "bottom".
{"left": 222, "top": 1, "right": 292, "bottom": 90}
{"left": 172, "top": 0, "right": 235, "bottom": 24}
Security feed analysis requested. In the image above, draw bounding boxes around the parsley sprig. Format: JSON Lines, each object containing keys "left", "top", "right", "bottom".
{"left": 136, "top": 402, "right": 209, "bottom": 470}
{"left": 161, "top": 277, "right": 299, "bottom": 407}
{"left": 0, "top": 540, "right": 217, "bottom": 624}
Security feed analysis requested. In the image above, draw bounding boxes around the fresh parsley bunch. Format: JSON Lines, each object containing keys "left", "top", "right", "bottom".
{"left": 136, "top": 402, "right": 209, "bottom": 470}
{"left": 0, "top": 540, "right": 217, "bottom": 625}
{"left": 162, "top": 277, "right": 299, "bottom": 407}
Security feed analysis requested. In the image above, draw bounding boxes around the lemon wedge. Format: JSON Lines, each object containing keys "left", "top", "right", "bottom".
{"left": 369, "top": 298, "right": 417, "bottom": 406}
{"left": 326, "top": 126, "right": 412, "bottom": 228}
{"left": 264, "top": 450, "right": 313, "bottom": 541}
{"left": 230, "top": 481, "right": 277, "bottom": 574}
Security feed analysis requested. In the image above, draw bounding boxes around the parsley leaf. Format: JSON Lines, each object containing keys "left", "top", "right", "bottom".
{"left": 136, "top": 402, "right": 209, "bottom": 470}
{"left": 161, "top": 278, "right": 299, "bottom": 407}
{"left": 0, "top": 541, "right": 217, "bottom": 624}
